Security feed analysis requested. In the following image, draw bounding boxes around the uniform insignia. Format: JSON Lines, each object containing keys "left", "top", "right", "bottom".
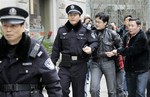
{"left": 91, "top": 32, "right": 96, "bottom": 39}
{"left": 70, "top": 5, "right": 75, "bottom": 9}
{"left": 9, "top": 8, "right": 17, "bottom": 15}
{"left": 44, "top": 58, "right": 55, "bottom": 70}
{"left": 62, "top": 33, "right": 67, "bottom": 35}
{"left": 79, "top": 34, "right": 84, "bottom": 36}
{"left": 22, "top": 62, "right": 32, "bottom": 66}
{"left": 37, "top": 51, "right": 43, "bottom": 57}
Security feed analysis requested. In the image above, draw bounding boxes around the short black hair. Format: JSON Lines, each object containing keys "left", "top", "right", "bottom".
{"left": 95, "top": 12, "right": 109, "bottom": 24}
{"left": 129, "top": 18, "right": 141, "bottom": 25}
{"left": 124, "top": 15, "right": 132, "bottom": 21}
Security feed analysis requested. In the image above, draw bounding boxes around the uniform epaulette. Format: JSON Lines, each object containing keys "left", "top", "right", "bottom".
{"left": 30, "top": 43, "right": 40, "bottom": 58}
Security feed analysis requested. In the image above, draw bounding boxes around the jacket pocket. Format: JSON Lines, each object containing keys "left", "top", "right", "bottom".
{"left": 19, "top": 66, "right": 35, "bottom": 75}
{"left": 60, "top": 34, "right": 69, "bottom": 46}
{"left": 77, "top": 35, "right": 87, "bottom": 47}
{"left": 103, "top": 40, "right": 114, "bottom": 51}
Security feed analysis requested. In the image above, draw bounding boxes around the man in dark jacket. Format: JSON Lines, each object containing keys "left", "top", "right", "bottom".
{"left": 111, "top": 18, "right": 149, "bottom": 97}
{"left": 145, "top": 28, "right": 150, "bottom": 97}
{"left": 90, "top": 12, "right": 122, "bottom": 97}
{"left": 0, "top": 7, "right": 62, "bottom": 97}
{"left": 51, "top": 4, "right": 98, "bottom": 97}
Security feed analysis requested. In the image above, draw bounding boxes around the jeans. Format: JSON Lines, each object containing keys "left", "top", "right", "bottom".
{"left": 147, "top": 70, "right": 150, "bottom": 97}
{"left": 116, "top": 69, "right": 125, "bottom": 97}
{"left": 123, "top": 72, "right": 127, "bottom": 97}
{"left": 126, "top": 71, "right": 148, "bottom": 97}
{"left": 84, "top": 59, "right": 92, "bottom": 97}
{"left": 90, "top": 60, "right": 116, "bottom": 97}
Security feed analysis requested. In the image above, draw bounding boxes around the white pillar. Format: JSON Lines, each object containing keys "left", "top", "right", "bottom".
{"left": 147, "top": 0, "right": 150, "bottom": 29}
{"left": 50, "top": 0, "right": 58, "bottom": 41}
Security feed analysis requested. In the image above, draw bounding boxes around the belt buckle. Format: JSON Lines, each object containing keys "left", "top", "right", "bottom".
{"left": 71, "top": 56, "right": 77, "bottom": 60}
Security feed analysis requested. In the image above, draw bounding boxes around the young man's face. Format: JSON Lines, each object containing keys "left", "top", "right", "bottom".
{"left": 128, "top": 21, "right": 141, "bottom": 36}
{"left": 68, "top": 13, "right": 81, "bottom": 26}
{"left": 95, "top": 17, "right": 107, "bottom": 30}
{"left": 1, "top": 22, "right": 24, "bottom": 45}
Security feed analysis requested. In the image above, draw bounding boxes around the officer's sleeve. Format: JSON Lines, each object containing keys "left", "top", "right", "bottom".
{"left": 87, "top": 30, "right": 98, "bottom": 52}
{"left": 51, "top": 29, "right": 62, "bottom": 65}
{"left": 39, "top": 46, "right": 62, "bottom": 97}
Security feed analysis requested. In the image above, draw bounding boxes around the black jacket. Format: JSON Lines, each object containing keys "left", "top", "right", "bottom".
{"left": 92, "top": 28, "right": 122, "bottom": 62}
{"left": 117, "top": 30, "right": 149, "bottom": 73}
{"left": 116, "top": 25, "right": 128, "bottom": 40}
{"left": 0, "top": 33, "right": 62, "bottom": 97}
{"left": 51, "top": 20, "right": 98, "bottom": 65}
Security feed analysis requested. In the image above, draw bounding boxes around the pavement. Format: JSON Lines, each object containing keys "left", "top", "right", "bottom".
{"left": 43, "top": 75, "right": 108, "bottom": 97}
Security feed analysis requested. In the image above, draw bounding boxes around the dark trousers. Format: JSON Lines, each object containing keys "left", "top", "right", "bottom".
{"left": 58, "top": 61, "right": 87, "bottom": 97}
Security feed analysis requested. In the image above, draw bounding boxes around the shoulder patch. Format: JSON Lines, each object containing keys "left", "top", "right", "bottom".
{"left": 44, "top": 58, "right": 55, "bottom": 70}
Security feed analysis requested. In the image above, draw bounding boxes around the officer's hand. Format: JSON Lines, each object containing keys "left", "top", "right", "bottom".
{"left": 82, "top": 46, "right": 92, "bottom": 54}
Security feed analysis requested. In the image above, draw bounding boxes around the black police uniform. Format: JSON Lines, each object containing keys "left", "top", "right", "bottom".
{"left": 0, "top": 7, "right": 62, "bottom": 97}
{"left": 51, "top": 4, "right": 98, "bottom": 97}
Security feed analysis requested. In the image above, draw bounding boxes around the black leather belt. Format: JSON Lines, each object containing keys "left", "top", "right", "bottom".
{"left": 62, "top": 54, "right": 85, "bottom": 61}
{"left": 0, "top": 84, "right": 40, "bottom": 92}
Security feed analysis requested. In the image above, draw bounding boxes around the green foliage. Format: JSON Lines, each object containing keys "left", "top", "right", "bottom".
{"left": 42, "top": 39, "right": 53, "bottom": 55}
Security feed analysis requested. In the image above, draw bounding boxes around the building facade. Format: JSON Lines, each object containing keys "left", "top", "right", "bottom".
{"left": 0, "top": 0, "right": 86, "bottom": 41}
{"left": 1, "top": 0, "right": 149, "bottom": 41}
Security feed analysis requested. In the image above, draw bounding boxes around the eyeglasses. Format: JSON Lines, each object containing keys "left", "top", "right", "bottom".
{"left": 94, "top": 20, "right": 103, "bottom": 24}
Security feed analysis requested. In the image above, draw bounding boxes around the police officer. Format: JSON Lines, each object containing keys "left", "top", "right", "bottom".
{"left": 51, "top": 4, "right": 98, "bottom": 97}
{"left": 0, "top": 7, "right": 62, "bottom": 97}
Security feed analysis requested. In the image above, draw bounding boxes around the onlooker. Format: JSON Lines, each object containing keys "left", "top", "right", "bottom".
{"left": 115, "top": 55, "right": 125, "bottom": 97}
{"left": 108, "top": 22, "right": 125, "bottom": 97}
{"left": 110, "top": 22, "right": 118, "bottom": 31}
{"left": 82, "top": 14, "right": 94, "bottom": 97}
{"left": 112, "top": 18, "right": 149, "bottom": 97}
{"left": 0, "top": 7, "right": 62, "bottom": 97}
{"left": 83, "top": 15, "right": 93, "bottom": 30}
{"left": 117, "top": 15, "right": 132, "bottom": 96}
{"left": 117, "top": 15, "right": 132, "bottom": 40}
{"left": 90, "top": 12, "right": 122, "bottom": 97}
{"left": 51, "top": 4, "right": 98, "bottom": 97}
{"left": 145, "top": 28, "right": 150, "bottom": 97}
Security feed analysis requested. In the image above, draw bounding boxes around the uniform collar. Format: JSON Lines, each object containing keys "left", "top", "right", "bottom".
{"left": 65, "top": 20, "right": 82, "bottom": 32}
{"left": 0, "top": 32, "right": 31, "bottom": 60}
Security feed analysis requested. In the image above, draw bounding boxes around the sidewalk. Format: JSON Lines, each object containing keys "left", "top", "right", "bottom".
{"left": 43, "top": 75, "right": 108, "bottom": 97}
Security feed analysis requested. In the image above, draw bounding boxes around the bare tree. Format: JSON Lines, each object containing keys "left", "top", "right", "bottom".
{"left": 88, "top": 0, "right": 148, "bottom": 30}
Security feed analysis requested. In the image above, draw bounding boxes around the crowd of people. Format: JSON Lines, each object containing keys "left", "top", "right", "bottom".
{"left": 82, "top": 8, "right": 150, "bottom": 97}
{"left": 0, "top": 4, "right": 150, "bottom": 97}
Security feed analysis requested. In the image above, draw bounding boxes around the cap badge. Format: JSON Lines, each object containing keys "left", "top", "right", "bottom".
{"left": 9, "top": 8, "right": 17, "bottom": 15}
{"left": 70, "top": 5, "right": 75, "bottom": 9}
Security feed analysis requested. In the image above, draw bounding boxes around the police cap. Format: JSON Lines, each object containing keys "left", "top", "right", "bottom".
{"left": 66, "top": 4, "right": 83, "bottom": 15}
{"left": 0, "top": 7, "right": 28, "bottom": 24}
